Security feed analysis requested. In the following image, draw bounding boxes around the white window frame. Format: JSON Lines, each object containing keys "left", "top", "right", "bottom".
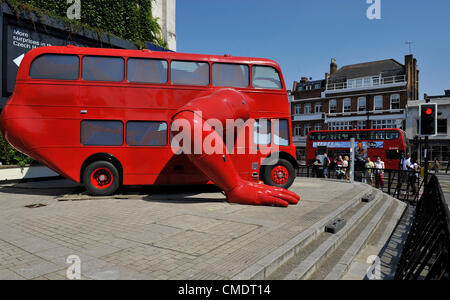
{"left": 294, "top": 124, "right": 301, "bottom": 136}
{"left": 358, "top": 97, "right": 366, "bottom": 112}
{"left": 304, "top": 124, "right": 311, "bottom": 136}
{"left": 390, "top": 94, "right": 400, "bottom": 110}
{"left": 329, "top": 100, "right": 337, "bottom": 114}
{"left": 314, "top": 102, "right": 322, "bottom": 114}
{"left": 304, "top": 103, "right": 311, "bottom": 115}
{"left": 343, "top": 98, "right": 351, "bottom": 113}
{"left": 374, "top": 95, "right": 383, "bottom": 111}
{"left": 314, "top": 123, "right": 322, "bottom": 131}
{"left": 294, "top": 104, "right": 301, "bottom": 115}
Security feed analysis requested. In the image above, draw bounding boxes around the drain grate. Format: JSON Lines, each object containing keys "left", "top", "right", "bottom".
{"left": 24, "top": 203, "right": 47, "bottom": 209}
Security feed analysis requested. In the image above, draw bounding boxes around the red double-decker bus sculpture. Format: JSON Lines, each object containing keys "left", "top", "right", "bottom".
{"left": 1, "top": 46, "right": 299, "bottom": 207}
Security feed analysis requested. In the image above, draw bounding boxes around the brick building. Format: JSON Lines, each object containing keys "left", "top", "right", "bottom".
{"left": 290, "top": 55, "right": 419, "bottom": 160}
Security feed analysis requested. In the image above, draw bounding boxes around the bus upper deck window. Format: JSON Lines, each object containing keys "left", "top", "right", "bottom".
{"left": 82, "top": 56, "right": 124, "bottom": 82}
{"left": 30, "top": 54, "right": 79, "bottom": 80}
{"left": 171, "top": 61, "right": 209, "bottom": 86}
{"left": 127, "top": 58, "right": 168, "bottom": 84}
{"left": 212, "top": 63, "right": 249, "bottom": 88}
{"left": 251, "top": 66, "right": 282, "bottom": 89}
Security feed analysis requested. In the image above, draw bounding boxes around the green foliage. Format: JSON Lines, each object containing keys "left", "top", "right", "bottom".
{"left": 0, "top": 133, "right": 33, "bottom": 166}
{"left": 2, "top": 0, "right": 167, "bottom": 48}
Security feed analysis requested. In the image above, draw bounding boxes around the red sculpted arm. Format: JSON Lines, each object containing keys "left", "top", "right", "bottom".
{"left": 171, "top": 89, "right": 300, "bottom": 207}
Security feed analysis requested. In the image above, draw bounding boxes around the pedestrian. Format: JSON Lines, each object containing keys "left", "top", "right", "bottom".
{"left": 374, "top": 156, "right": 385, "bottom": 189}
{"left": 323, "top": 153, "right": 330, "bottom": 178}
{"left": 336, "top": 155, "right": 344, "bottom": 179}
{"left": 312, "top": 155, "right": 321, "bottom": 178}
{"left": 365, "top": 157, "right": 375, "bottom": 186}
{"left": 434, "top": 159, "right": 440, "bottom": 174}
{"left": 409, "top": 159, "right": 419, "bottom": 196}
{"left": 398, "top": 153, "right": 412, "bottom": 195}
{"left": 342, "top": 156, "right": 349, "bottom": 180}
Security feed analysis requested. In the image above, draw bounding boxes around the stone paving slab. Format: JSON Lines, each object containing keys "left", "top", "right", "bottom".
{"left": 0, "top": 178, "right": 367, "bottom": 280}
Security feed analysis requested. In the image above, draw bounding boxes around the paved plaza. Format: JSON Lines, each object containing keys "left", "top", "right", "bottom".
{"left": 0, "top": 178, "right": 369, "bottom": 280}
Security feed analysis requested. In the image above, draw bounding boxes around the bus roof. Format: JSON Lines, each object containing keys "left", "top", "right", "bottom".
{"left": 17, "top": 46, "right": 283, "bottom": 81}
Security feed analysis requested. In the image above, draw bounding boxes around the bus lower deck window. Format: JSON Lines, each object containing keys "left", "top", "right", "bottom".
{"left": 274, "top": 119, "right": 289, "bottom": 146}
{"left": 254, "top": 119, "right": 271, "bottom": 145}
{"left": 126, "top": 121, "right": 168, "bottom": 146}
{"left": 81, "top": 120, "right": 124, "bottom": 146}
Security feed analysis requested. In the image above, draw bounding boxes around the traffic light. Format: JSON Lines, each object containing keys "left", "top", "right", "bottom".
{"left": 419, "top": 103, "right": 437, "bottom": 136}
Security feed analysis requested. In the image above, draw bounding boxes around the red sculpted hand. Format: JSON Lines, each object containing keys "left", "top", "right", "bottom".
{"left": 226, "top": 180, "right": 300, "bottom": 207}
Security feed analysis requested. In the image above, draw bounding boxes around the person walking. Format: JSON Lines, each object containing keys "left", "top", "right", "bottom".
{"left": 374, "top": 156, "right": 385, "bottom": 189}
{"left": 336, "top": 155, "right": 344, "bottom": 179}
{"left": 312, "top": 155, "right": 321, "bottom": 178}
{"left": 399, "top": 153, "right": 412, "bottom": 195}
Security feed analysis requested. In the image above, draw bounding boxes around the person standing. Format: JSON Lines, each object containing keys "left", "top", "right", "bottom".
{"left": 323, "top": 153, "right": 330, "bottom": 178}
{"left": 336, "top": 156, "right": 344, "bottom": 179}
{"left": 365, "top": 157, "right": 375, "bottom": 186}
{"left": 434, "top": 159, "right": 440, "bottom": 174}
{"left": 374, "top": 156, "right": 385, "bottom": 189}
{"left": 342, "top": 156, "right": 349, "bottom": 180}
{"left": 399, "top": 153, "right": 412, "bottom": 195}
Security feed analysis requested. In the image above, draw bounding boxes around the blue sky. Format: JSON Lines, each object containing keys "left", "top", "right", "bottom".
{"left": 176, "top": 0, "right": 450, "bottom": 97}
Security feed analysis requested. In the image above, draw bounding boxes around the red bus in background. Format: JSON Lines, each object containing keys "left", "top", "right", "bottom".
{"left": 0, "top": 46, "right": 298, "bottom": 195}
{"left": 306, "top": 128, "right": 409, "bottom": 169}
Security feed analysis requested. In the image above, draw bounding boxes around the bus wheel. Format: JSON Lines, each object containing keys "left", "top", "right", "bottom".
{"left": 263, "top": 159, "right": 295, "bottom": 189}
{"left": 83, "top": 161, "right": 120, "bottom": 196}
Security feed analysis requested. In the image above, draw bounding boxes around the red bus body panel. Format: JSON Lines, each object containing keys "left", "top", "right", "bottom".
{"left": 0, "top": 46, "right": 296, "bottom": 185}
{"left": 306, "top": 129, "right": 407, "bottom": 170}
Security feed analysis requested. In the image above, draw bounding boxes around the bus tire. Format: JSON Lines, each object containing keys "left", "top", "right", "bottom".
{"left": 263, "top": 159, "right": 296, "bottom": 189}
{"left": 83, "top": 161, "right": 120, "bottom": 196}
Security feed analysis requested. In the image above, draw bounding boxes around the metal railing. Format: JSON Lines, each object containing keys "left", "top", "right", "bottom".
{"left": 326, "top": 75, "right": 407, "bottom": 92}
{"left": 297, "top": 165, "right": 423, "bottom": 205}
{"left": 395, "top": 175, "right": 450, "bottom": 280}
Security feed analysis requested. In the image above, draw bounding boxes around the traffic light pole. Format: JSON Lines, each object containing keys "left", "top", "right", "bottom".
{"left": 424, "top": 97, "right": 430, "bottom": 185}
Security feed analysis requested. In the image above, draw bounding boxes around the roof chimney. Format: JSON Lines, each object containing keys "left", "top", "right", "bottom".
{"left": 300, "top": 77, "right": 309, "bottom": 83}
{"left": 330, "top": 58, "right": 337, "bottom": 75}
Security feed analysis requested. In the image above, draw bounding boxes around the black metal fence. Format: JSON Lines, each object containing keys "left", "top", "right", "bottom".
{"left": 297, "top": 165, "right": 423, "bottom": 205}
{"left": 395, "top": 175, "right": 450, "bottom": 280}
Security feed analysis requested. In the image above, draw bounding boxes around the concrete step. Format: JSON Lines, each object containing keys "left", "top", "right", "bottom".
{"left": 269, "top": 190, "right": 386, "bottom": 280}
{"left": 311, "top": 195, "right": 395, "bottom": 280}
{"left": 340, "top": 199, "right": 408, "bottom": 280}
{"left": 232, "top": 185, "right": 373, "bottom": 280}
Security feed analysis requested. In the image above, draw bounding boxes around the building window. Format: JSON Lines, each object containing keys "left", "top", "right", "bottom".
{"left": 374, "top": 95, "right": 383, "bottom": 111}
{"left": 294, "top": 124, "right": 301, "bottom": 137}
{"left": 304, "top": 124, "right": 311, "bottom": 136}
{"left": 296, "top": 85, "right": 304, "bottom": 92}
{"left": 314, "top": 102, "right": 322, "bottom": 114}
{"left": 314, "top": 123, "right": 322, "bottom": 131}
{"left": 390, "top": 94, "right": 400, "bottom": 110}
{"left": 438, "top": 119, "right": 447, "bottom": 134}
{"left": 371, "top": 119, "right": 402, "bottom": 130}
{"left": 314, "top": 83, "right": 321, "bottom": 89}
{"left": 304, "top": 103, "right": 311, "bottom": 114}
{"left": 358, "top": 97, "right": 366, "bottom": 112}
{"left": 329, "top": 100, "right": 337, "bottom": 114}
{"left": 328, "top": 121, "right": 351, "bottom": 131}
{"left": 294, "top": 104, "right": 301, "bottom": 115}
{"left": 356, "top": 121, "right": 367, "bottom": 129}
{"left": 343, "top": 98, "right": 351, "bottom": 113}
